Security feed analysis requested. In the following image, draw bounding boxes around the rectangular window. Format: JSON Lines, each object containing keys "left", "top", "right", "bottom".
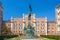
{"left": 19, "top": 24, "right": 22, "bottom": 32}
{"left": 47, "top": 26, "right": 50, "bottom": 33}
{"left": 14, "top": 22, "right": 17, "bottom": 32}
{"left": 42, "top": 29, "right": 44, "bottom": 32}
{"left": 41, "top": 23, "right": 44, "bottom": 32}
{"left": 36, "top": 22, "right": 39, "bottom": 26}
{"left": 41, "top": 23, "right": 44, "bottom": 26}
{"left": 41, "top": 23, "right": 44, "bottom": 29}
{"left": 36, "top": 22, "right": 39, "bottom": 32}
{"left": 52, "top": 25, "right": 54, "bottom": 32}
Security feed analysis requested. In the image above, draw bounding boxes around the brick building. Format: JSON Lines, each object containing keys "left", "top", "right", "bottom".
{"left": 10, "top": 14, "right": 47, "bottom": 36}
{"left": 1, "top": 3, "right": 60, "bottom": 36}
{"left": 0, "top": 2, "right": 3, "bottom": 35}
{"left": 56, "top": 4, "right": 60, "bottom": 35}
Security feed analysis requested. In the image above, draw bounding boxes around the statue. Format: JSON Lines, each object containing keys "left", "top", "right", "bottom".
{"left": 28, "top": 4, "right": 32, "bottom": 20}
{"left": 24, "top": 4, "right": 35, "bottom": 39}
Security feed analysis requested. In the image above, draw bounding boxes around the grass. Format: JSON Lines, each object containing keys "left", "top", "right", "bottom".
{"left": 40, "top": 35, "right": 60, "bottom": 40}
{"left": 39, "top": 37, "right": 54, "bottom": 40}
{"left": 7, "top": 37, "right": 22, "bottom": 40}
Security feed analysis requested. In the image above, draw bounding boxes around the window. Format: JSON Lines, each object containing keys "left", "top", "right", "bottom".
{"left": 41, "top": 23, "right": 44, "bottom": 32}
{"left": 52, "top": 25, "right": 54, "bottom": 32}
{"left": 42, "top": 26, "right": 44, "bottom": 29}
{"left": 41, "top": 23, "right": 44, "bottom": 26}
{"left": 36, "top": 22, "right": 39, "bottom": 32}
{"left": 42, "top": 29, "right": 44, "bottom": 32}
{"left": 36, "top": 27, "right": 39, "bottom": 32}
{"left": 41, "top": 23, "right": 44, "bottom": 28}
{"left": 19, "top": 24, "right": 22, "bottom": 32}
{"left": 47, "top": 26, "right": 50, "bottom": 33}
{"left": 36, "top": 22, "right": 39, "bottom": 26}
{"left": 14, "top": 22, "right": 17, "bottom": 32}
{"left": 48, "top": 27, "right": 50, "bottom": 31}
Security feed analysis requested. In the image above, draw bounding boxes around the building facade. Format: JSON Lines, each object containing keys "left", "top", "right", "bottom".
{"left": 56, "top": 4, "right": 60, "bottom": 35}
{"left": 10, "top": 14, "right": 47, "bottom": 36}
{"left": 47, "top": 21, "right": 57, "bottom": 35}
{"left": 0, "top": 2, "right": 3, "bottom": 35}
{"left": 1, "top": 4, "right": 60, "bottom": 36}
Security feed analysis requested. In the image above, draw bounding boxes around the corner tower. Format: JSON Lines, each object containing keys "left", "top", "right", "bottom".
{"left": 56, "top": 4, "right": 60, "bottom": 35}
{"left": 0, "top": 1, "right": 3, "bottom": 35}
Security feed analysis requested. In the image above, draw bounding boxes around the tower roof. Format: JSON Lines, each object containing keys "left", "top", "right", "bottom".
{"left": 56, "top": 4, "right": 60, "bottom": 9}
{"left": 0, "top": 1, "right": 2, "bottom": 7}
{"left": 0, "top": 1, "right": 3, "bottom": 10}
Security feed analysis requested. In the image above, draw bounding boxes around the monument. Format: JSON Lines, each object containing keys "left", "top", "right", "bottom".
{"left": 24, "top": 4, "right": 35, "bottom": 39}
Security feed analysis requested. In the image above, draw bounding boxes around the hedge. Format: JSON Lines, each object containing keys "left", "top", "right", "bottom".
{"left": 0, "top": 35, "right": 18, "bottom": 40}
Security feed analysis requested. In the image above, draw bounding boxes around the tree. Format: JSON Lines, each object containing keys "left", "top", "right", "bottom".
{"left": 1, "top": 25, "right": 11, "bottom": 35}
{"left": 1, "top": 25, "right": 7, "bottom": 35}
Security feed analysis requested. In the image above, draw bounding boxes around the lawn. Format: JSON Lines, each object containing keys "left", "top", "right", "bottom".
{"left": 7, "top": 37, "right": 22, "bottom": 40}
{"left": 40, "top": 35, "right": 60, "bottom": 40}
{"left": 39, "top": 37, "right": 55, "bottom": 40}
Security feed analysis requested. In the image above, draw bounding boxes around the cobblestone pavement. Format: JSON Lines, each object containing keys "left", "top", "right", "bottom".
{"left": 7, "top": 36, "right": 54, "bottom": 40}
{"left": 22, "top": 38, "right": 54, "bottom": 40}
{"left": 22, "top": 39, "right": 38, "bottom": 40}
{"left": 7, "top": 37, "right": 54, "bottom": 40}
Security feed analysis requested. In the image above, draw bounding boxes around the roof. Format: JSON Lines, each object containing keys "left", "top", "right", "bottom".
{"left": 3, "top": 20, "right": 11, "bottom": 23}
{"left": 56, "top": 4, "right": 60, "bottom": 9}
{"left": 47, "top": 21, "right": 56, "bottom": 23}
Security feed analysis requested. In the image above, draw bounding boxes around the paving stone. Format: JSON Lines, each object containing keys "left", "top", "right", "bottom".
{"left": 22, "top": 39, "right": 38, "bottom": 40}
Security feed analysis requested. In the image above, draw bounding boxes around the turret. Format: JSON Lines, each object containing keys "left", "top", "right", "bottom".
{"left": 56, "top": 4, "right": 60, "bottom": 35}
{"left": 0, "top": 1, "right": 3, "bottom": 35}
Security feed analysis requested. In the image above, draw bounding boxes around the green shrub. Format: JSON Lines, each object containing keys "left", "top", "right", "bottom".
{"left": 0, "top": 35, "right": 4, "bottom": 40}
{"left": 4, "top": 35, "right": 18, "bottom": 38}
{"left": 0, "top": 35, "right": 18, "bottom": 40}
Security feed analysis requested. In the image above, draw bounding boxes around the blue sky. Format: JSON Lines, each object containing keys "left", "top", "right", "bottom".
{"left": 0, "top": 0, "right": 60, "bottom": 21}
